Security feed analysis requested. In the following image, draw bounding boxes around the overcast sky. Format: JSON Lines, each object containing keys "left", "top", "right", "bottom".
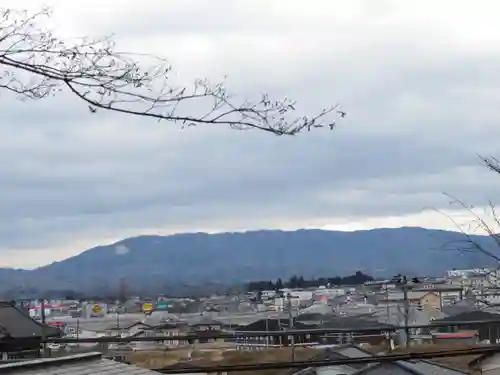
{"left": 1, "top": 0, "right": 500, "bottom": 268}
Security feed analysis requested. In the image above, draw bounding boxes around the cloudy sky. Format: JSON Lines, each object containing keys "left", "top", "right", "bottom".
{"left": 1, "top": 0, "right": 500, "bottom": 268}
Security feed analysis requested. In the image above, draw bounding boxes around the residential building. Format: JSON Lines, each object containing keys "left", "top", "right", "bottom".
{"left": 137, "top": 322, "right": 189, "bottom": 347}
{"left": 447, "top": 268, "right": 500, "bottom": 289}
{"left": 0, "top": 301, "right": 62, "bottom": 359}
{"left": 315, "top": 317, "right": 396, "bottom": 347}
{"left": 432, "top": 310, "right": 500, "bottom": 343}
{"left": 189, "top": 318, "right": 223, "bottom": 344}
{"left": 383, "top": 291, "right": 441, "bottom": 310}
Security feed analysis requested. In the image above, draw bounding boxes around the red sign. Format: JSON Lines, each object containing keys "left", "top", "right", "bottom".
{"left": 47, "top": 322, "right": 66, "bottom": 327}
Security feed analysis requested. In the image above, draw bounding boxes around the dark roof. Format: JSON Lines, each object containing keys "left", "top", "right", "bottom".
{"left": 317, "top": 316, "right": 396, "bottom": 331}
{"left": 108, "top": 322, "right": 154, "bottom": 331}
{"left": 125, "top": 322, "right": 153, "bottom": 330}
{"left": 237, "top": 318, "right": 288, "bottom": 332}
{"left": 441, "top": 299, "right": 478, "bottom": 317}
{"left": 295, "top": 313, "right": 331, "bottom": 322}
{"left": 433, "top": 310, "right": 500, "bottom": 323}
{"left": 190, "top": 317, "right": 222, "bottom": 326}
{"left": 294, "top": 322, "right": 319, "bottom": 329}
{"left": 0, "top": 302, "right": 61, "bottom": 339}
{"left": 149, "top": 322, "right": 185, "bottom": 330}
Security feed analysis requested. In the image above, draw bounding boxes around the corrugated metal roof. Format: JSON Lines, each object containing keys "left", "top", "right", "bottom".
{"left": 0, "top": 352, "right": 158, "bottom": 375}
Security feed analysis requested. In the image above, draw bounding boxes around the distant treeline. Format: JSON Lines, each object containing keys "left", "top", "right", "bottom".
{"left": 247, "top": 271, "right": 373, "bottom": 291}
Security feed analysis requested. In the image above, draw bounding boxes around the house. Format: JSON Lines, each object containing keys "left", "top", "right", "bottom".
{"left": 0, "top": 351, "right": 163, "bottom": 375}
{"left": 0, "top": 301, "right": 62, "bottom": 359}
{"left": 469, "top": 351, "right": 500, "bottom": 374}
{"left": 233, "top": 318, "right": 289, "bottom": 347}
{"left": 190, "top": 317, "right": 223, "bottom": 332}
{"left": 383, "top": 291, "right": 442, "bottom": 310}
{"left": 314, "top": 317, "right": 396, "bottom": 346}
{"left": 441, "top": 298, "right": 478, "bottom": 317}
{"left": 295, "top": 312, "right": 334, "bottom": 326}
{"left": 432, "top": 310, "right": 500, "bottom": 343}
{"left": 189, "top": 318, "right": 223, "bottom": 344}
{"left": 105, "top": 321, "right": 153, "bottom": 338}
{"left": 136, "top": 322, "right": 189, "bottom": 348}
{"left": 431, "top": 331, "right": 478, "bottom": 345}
{"left": 447, "top": 268, "right": 499, "bottom": 289}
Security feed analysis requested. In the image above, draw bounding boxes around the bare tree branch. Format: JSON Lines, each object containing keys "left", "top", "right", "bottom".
{"left": 430, "top": 193, "right": 500, "bottom": 290}
{"left": 479, "top": 154, "right": 500, "bottom": 175}
{"left": 434, "top": 194, "right": 500, "bottom": 263}
{"left": 0, "top": 7, "right": 346, "bottom": 135}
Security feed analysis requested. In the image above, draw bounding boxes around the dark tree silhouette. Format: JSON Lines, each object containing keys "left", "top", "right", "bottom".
{"left": 0, "top": 7, "right": 346, "bottom": 136}
{"left": 247, "top": 272, "right": 373, "bottom": 291}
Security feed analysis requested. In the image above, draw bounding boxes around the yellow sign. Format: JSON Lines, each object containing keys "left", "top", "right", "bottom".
{"left": 143, "top": 303, "right": 153, "bottom": 312}
{"left": 92, "top": 304, "right": 101, "bottom": 313}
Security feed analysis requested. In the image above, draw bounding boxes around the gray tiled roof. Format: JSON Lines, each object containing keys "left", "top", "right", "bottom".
{"left": 350, "top": 360, "right": 467, "bottom": 375}
{"left": 397, "top": 360, "right": 467, "bottom": 375}
{"left": 441, "top": 299, "right": 478, "bottom": 317}
{"left": 291, "top": 344, "right": 373, "bottom": 375}
{"left": 336, "top": 346, "right": 372, "bottom": 358}
{"left": 0, "top": 352, "right": 159, "bottom": 375}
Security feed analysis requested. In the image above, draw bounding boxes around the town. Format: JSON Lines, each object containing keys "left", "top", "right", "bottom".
{"left": 0, "top": 0, "right": 498, "bottom": 374}
{"left": 0, "top": 267, "right": 498, "bottom": 374}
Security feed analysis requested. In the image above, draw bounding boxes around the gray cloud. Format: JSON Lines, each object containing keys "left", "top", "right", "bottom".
{"left": 1, "top": 0, "right": 500, "bottom": 265}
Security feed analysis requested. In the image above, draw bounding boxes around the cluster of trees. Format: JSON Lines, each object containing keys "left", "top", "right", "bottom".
{"left": 247, "top": 271, "right": 373, "bottom": 291}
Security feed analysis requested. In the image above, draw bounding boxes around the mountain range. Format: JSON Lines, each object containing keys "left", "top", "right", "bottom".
{"left": 2, "top": 227, "right": 498, "bottom": 297}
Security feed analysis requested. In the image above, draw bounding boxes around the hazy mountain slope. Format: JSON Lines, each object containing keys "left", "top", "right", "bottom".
{"left": 1, "top": 227, "right": 496, "bottom": 295}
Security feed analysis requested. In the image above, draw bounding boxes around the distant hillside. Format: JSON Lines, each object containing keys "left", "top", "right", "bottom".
{"left": 1, "top": 227, "right": 497, "bottom": 297}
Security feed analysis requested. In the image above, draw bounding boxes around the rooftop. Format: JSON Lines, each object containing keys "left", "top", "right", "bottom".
{"left": 0, "top": 301, "right": 61, "bottom": 339}
{"left": 0, "top": 352, "right": 158, "bottom": 375}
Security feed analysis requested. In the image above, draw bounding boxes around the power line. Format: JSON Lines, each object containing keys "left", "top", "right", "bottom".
{"left": 153, "top": 344, "right": 500, "bottom": 374}
{"left": 36, "top": 318, "right": 500, "bottom": 344}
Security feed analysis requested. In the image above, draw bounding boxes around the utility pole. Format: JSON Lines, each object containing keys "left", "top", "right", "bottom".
{"left": 402, "top": 281, "right": 410, "bottom": 347}
{"left": 385, "top": 282, "right": 390, "bottom": 324}
{"left": 265, "top": 313, "right": 269, "bottom": 348}
{"left": 392, "top": 274, "right": 421, "bottom": 347}
{"left": 40, "top": 299, "right": 48, "bottom": 357}
{"left": 76, "top": 317, "right": 80, "bottom": 347}
{"left": 287, "top": 292, "right": 295, "bottom": 361}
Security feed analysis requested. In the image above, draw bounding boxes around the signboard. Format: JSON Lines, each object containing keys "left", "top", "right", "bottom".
{"left": 142, "top": 303, "right": 153, "bottom": 312}
{"left": 92, "top": 304, "right": 102, "bottom": 313}
{"left": 156, "top": 301, "right": 171, "bottom": 310}
{"left": 47, "top": 321, "right": 66, "bottom": 328}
